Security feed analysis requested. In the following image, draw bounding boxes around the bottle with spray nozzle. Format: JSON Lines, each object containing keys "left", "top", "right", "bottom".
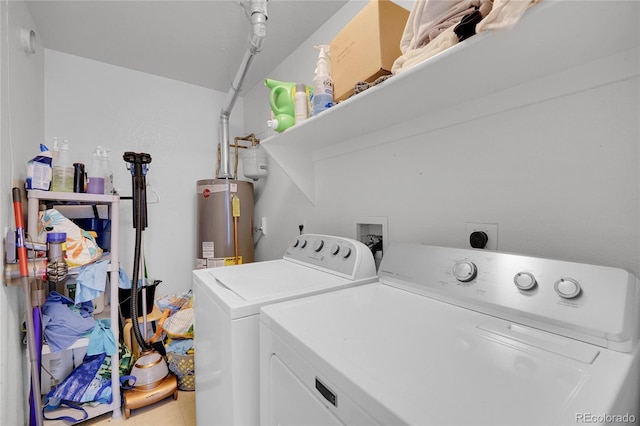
{"left": 312, "top": 44, "right": 334, "bottom": 116}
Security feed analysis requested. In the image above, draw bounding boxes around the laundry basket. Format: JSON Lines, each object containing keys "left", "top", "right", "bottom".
{"left": 167, "top": 352, "right": 195, "bottom": 391}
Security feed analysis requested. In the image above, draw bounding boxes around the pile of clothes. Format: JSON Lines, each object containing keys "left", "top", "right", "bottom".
{"left": 393, "top": 0, "right": 540, "bottom": 74}
{"left": 155, "top": 291, "right": 195, "bottom": 390}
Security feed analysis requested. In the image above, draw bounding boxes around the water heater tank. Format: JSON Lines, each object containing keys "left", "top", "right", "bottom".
{"left": 196, "top": 179, "right": 254, "bottom": 268}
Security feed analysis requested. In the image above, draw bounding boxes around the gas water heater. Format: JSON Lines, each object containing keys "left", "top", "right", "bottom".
{"left": 196, "top": 0, "right": 266, "bottom": 268}
{"left": 195, "top": 179, "right": 254, "bottom": 268}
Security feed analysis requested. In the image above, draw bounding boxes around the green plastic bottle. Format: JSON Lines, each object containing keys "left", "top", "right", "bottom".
{"left": 264, "top": 78, "right": 296, "bottom": 132}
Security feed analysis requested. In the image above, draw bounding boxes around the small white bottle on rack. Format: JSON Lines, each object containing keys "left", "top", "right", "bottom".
{"left": 50, "top": 140, "right": 74, "bottom": 192}
{"left": 295, "top": 84, "right": 309, "bottom": 124}
{"left": 86, "top": 147, "right": 105, "bottom": 194}
{"left": 101, "top": 147, "right": 114, "bottom": 195}
{"left": 51, "top": 137, "right": 60, "bottom": 164}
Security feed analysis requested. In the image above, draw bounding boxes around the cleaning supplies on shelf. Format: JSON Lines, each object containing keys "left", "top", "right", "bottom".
{"left": 101, "top": 148, "right": 114, "bottom": 195}
{"left": 312, "top": 44, "right": 334, "bottom": 116}
{"left": 294, "top": 83, "right": 309, "bottom": 124}
{"left": 265, "top": 78, "right": 296, "bottom": 132}
{"left": 26, "top": 144, "right": 53, "bottom": 191}
{"left": 73, "top": 163, "right": 86, "bottom": 193}
{"left": 51, "top": 140, "right": 74, "bottom": 193}
{"left": 86, "top": 147, "right": 105, "bottom": 194}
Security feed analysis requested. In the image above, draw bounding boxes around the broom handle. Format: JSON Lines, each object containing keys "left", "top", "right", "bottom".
{"left": 13, "top": 188, "right": 43, "bottom": 426}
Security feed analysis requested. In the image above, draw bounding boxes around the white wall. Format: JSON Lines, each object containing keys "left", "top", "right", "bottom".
{"left": 45, "top": 49, "right": 243, "bottom": 296}
{"left": 243, "top": 1, "right": 640, "bottom": 276}
{"left": 0, "top": 0, "right": 45, "bottom": 423}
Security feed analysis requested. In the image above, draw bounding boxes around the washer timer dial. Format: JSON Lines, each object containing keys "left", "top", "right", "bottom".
{"left": 554, "top": 277, "right": 581, "bottom": 299}
{"left": 514, "top": 272, "right": 537, "bottom": 291}
{"left": 453, "top": 260, "right": 477, "bottom": 282}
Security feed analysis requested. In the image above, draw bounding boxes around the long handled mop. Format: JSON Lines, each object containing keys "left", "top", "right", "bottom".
{"left": 13, "top": 188, "right": 44, "bottom": 426}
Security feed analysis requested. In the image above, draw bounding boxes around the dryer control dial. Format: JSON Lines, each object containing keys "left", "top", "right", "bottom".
{"left": 514, "top": 272, "right": 537, "bottom": 291}
{"left": 555, "top": 277, "right": 581, "bottom": 299}
{"left": 453, "top": 260, "right": 477, "bottom": 282}
{"left": 313, "top": 240, "right": 324, "bottom": 252}
{"left": 342, "top": 247, "right": 352, "bottom": 259}
{"left": 330, "top": 244, "right": 340, "bottom": 256}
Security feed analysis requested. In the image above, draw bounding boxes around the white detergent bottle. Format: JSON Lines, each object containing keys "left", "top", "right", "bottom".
{"left": 312, "top": 45, "right": 334, "bottom": 116}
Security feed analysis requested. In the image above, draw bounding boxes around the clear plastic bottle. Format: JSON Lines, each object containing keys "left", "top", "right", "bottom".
{"left": 51, "top": 137, "right": 60, "bottom": 164}
{"left": 86, "top": 147, "right": 105, "bottom": 194}
{"left": 50, "top": 140, "right": 74, "bottom": 192}
{"left": 101, "top": 147, "right": 114, "bottom": 195}
{"left": 312, "top": 45, "right": 334, "bottom": 116}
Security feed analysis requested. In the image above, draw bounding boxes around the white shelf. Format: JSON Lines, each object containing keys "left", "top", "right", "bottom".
{"left": 27, "top": 190, "right": 122, "bottom": 424}
{"left": 260, "top": 0, "right": 639, "bottom": 204}
{"left": 27, "top": 190, "right": 119, "bottom": 204}
{"left": 43, "top": 401, "right": 119, "bottom": 426}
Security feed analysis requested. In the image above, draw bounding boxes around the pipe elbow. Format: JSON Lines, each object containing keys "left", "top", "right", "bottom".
{"left": 248, "top": 1, "right": 267, "bottom": 53}
{"left": 249, "top": 16, "right": 267, "bottom": 53}
{"left": 249, "top": 0, "right": 268, "bottom": 20}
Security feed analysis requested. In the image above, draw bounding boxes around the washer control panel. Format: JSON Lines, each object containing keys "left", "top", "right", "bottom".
{"left": 378, "top": 243, "right": 638, "bottom": 351}
{"left": 284, "top": 234, "right": 376, "bottom": 281}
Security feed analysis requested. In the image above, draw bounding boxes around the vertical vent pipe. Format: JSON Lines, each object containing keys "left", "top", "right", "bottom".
{"left": 218, "top": 0, "right": 268, "bottom": 179}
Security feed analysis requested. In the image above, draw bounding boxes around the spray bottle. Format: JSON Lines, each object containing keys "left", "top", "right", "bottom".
{"left": 312, "top": 45, "right": 333, "bottom": 116}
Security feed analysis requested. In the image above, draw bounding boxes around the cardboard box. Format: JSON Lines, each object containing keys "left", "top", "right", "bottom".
{"left": 330, "top": 0, "right": 409, "bottom": 102}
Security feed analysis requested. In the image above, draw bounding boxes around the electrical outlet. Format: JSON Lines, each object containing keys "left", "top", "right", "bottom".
{"left": 465, "top": 222, "right": 498, "bottom": 250}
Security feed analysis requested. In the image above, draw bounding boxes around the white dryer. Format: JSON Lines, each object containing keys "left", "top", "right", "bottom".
{"left": 192, "top": 234, "right": 377, "bottom": 426}
{"left": 260, "top": 243, "right": 640, "bottom": 425}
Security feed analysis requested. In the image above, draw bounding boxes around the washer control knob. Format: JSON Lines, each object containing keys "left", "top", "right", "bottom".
{"left": 298, "top": 239, "right": 307, "bottom": 249}
{"left": 453, "top": 260, "right": 477, "bottom": 282}
{"left": 313, "top": 240, "right": 324, "bottom": 252}
{"left": 514, "top": 272, "right": 537, "bottom": 291}
{"left": 330, "top": 244, "right": 340, "bottom": 256}
{"left": 342, "top": 247, "right": 352, "bottom": 259}
{"left": 554, "top": 278, "right": 581, "bottom": 299}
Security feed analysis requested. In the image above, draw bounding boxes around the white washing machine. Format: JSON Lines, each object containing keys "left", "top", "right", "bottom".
{"left": 192, "top": 234, "right": 377, "bottom": 426}
{"left": 260, "top": 243, "right": 640, "bottom": 425}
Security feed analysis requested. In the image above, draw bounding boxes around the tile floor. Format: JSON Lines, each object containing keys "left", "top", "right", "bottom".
{"left": 82, "top": 390, "right": 195, "bottom": 425}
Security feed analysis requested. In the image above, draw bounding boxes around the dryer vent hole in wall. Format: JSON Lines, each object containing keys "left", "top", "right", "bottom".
{"left": 356, "top": 222, "right": 384, "bottom": 270}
